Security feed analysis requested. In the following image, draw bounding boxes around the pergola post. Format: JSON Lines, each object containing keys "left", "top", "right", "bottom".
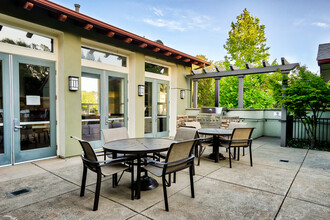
{"left": 192, "top": 80, "right": 198, "bottom": 108}
{"left": 238, "top": 75, "right": 244, "bottom": 108}
{"left": 215, "top": 77, "right": 220, "bottom": 107}
{"left": 280, "top": 73, "right": 288, "bottom": 147}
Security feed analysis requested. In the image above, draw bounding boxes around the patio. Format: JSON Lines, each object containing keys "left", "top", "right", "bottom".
{"left": 0, "top": 137, "right": 329, "bottom": 220}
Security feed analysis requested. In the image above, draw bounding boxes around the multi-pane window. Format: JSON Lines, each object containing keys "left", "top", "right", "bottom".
{"left": 81, "top": 46, "right": 127, "bottom": 67}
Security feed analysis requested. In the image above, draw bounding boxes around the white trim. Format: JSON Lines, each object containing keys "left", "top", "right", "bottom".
{"left": 0, "top": 42, "right": 57, "bottom": 61}
{"left": 81, "top": 59, "right": 128, "bottom": 74}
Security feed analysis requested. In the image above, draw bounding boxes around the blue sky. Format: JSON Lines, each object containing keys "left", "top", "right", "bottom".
{"left": 53, "top": 0, "right": 330, "bottom": 73}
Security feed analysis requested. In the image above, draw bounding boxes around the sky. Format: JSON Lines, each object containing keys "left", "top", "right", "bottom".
{"left": 53, "top": 0, "right": 330, "bottom": 73}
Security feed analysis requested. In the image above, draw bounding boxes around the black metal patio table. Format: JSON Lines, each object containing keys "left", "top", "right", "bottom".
{"left": 198, "top": 128, "right": 233, "bottom": 163}
{"left": 103, "top": 138, "right": 175, "bottom": 199}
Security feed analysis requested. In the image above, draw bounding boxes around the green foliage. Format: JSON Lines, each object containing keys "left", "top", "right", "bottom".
{"left": 224, "top": 8, "right": 270, "bottom": 68}
{"left": 81, "top": 91, "right": 99, "bottom": 115}
{"left": 282, "top": 66, "right": 330, "bottom": 147}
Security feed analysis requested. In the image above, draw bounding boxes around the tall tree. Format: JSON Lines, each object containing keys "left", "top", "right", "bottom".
{"left": 224, "top": 8, "right": 270, "bottom": 68}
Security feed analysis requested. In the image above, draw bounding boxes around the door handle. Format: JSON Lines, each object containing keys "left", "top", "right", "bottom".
{"left": 14, "top": 119, "right": 22, "bottom": 132}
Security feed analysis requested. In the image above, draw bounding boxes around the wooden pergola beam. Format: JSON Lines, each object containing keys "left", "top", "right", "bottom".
{"left": 187, "top": 63, "right": 299, "bottom": 80}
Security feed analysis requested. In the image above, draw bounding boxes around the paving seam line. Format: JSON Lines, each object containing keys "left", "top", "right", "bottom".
{"left": 273, "top": 148, "right": 310, "bottom": 219}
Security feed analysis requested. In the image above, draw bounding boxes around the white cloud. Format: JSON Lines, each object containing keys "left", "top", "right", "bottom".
{"left": 312, "top": 22, "right": 329, "bottom": 28}
{"left": 143, "top": 7, "right": 220, "bottom": 32}
{"left": 152, "top": 8, "right": 163, "bottom": 17}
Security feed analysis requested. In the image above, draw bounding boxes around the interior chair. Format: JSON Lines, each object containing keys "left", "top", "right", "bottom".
{"left": 220, "top": 128, "right": 254, "bottom": 168}
{"left": 71, "top": 136, "right": 134, "bottom": 211}
{"left": 144, "top": 139, "right": 197, "bottom": 211}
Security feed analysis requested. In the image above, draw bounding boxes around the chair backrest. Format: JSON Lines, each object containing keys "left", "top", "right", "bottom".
{"left": 165, "top": 140, "right": 196, "bottom": 173}
{"left": 102, "top": 127, "right": 129, "bottom": 143}
{"left": 184, "top": 121, "right": 202, "bottom": 130}
{"left": 230, "top": 128, "right": 254, "bottom": 147}
{"left": 174, "top": 127, "right": 198, "bottom": 141}
{"left": 71, "top": 136, "right": 99, "bottom": 171}
{"left": 227, "top": 122, "right": 247, "bottom": 129}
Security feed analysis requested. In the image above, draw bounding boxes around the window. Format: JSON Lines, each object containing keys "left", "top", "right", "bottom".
{"left": 0, "top": 24, "right": 53, "bottom": 52}
{"left": 81, "top": 46, "right": 127, "bottom": 67}
{"left": 145, "top": 62, "right": 169, "bottom": 76}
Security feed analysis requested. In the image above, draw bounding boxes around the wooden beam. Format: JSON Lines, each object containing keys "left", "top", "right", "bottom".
{"left": 281, "top": 57, "right": 289, "bottom": 65}
{"left": 230, "top": 64, "right": 239, "bottom": 71}
{"left": 245, "top": 62, "right": 254, "bottom": 69}
{"left": 106, "top": 31, "right": 115, "bottom": 37}
{"left": 183, "top": 58, "right": 191, "bottom": 62}
{"left": 84, "top": 24, "right": 93, "bottom": 30}
{"left": 203, "top": 68, "right": 213, "bottom": 73}
{"left": 192, "top": 61, "right": 198, "bottom": 65}
{"left": 139, "top": 43, "right": 148, "bottom": 48}
{"left": 153, "top": 47, "right": 160, "bottom": 52}
{"left": 215, "top": 66, "right": 225, "bottom": 72}
{"left": 23, "top": 2, "right": 34, "bottom": 10}
{"left": 58, "top": 14, "right": 67, "bottom": 22}
{"left": 163, "top": 51, "right": 172, "bottom": 56}
{"left": 262, "top": 60, "right": 270, "bottom": 67}
{"left": 186, "top": 63, "right": 300, "bottom": 80}
{"left": 174, "top": 55, "right": 182, "bottom": 59}
{"left": 124, "top": 38, "right": 133, "bottom": 43}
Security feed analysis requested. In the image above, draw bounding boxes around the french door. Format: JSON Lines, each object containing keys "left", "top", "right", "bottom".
{"left": 144, "top": 78, "right": 169, "bottom": 137}
{"left": 0, "top": 53, "right": 56, "bottom": 166}
{"left": 81, "top": 67, "right": 127, "bottom": 149}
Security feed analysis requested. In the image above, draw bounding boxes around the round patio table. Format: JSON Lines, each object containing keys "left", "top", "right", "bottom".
{"left": 198, "top": 128, "right": 233, "bottom": 163}
{"left": 103, "top": 138, "right": 175, "bottom": 199}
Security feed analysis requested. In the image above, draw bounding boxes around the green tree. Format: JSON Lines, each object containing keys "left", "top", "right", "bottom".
{"left": 282, "top": 67, "right": 330, "bottom": 147}
{"left": 224, "top": 8, "right": 269, "bottom": 68}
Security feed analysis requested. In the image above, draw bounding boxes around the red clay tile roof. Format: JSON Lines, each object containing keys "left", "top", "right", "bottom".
{"left": 23, "top": 0, "right": 210, "bottom": 67}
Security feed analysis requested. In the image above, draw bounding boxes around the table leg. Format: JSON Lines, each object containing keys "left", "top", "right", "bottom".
{"left": 135, "top": 156, "right": 141, "bottom": 199}
{"left": 112, "top": 152, "right": 118, "bottom": 187}
{"left": 214, "top": 135, "right": 219, "bottom": 163}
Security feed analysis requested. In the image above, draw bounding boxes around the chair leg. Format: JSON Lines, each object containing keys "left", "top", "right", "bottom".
{"left": 233, "top": 147, "right": 236, "bottom": 159}
{"left": 249, "top": 145, "right": 253, "bottom": 167}
{"left": 93, "top": 172, "right": 102, "bottom": 211}
{"left": 189, "top": 165, "right": 195, "bottom": 198}
{"left": 80, "top": 165, "right": 87, "bottom": 197}
{"left": 168, "top": 173, "right": 171, "bottom": 186}
{"left": 243, "top": 148, "right": 245, "bottom": 156}
{"left": 197, "top": 145, "right": 204, "bottom": 166}
{"left": 173, "top": 172, "right": 176, "bottom": 183}
{"left": 162, "top": 175, "right": 169, "bottom": 211}
{"left": 228, "top": 147, "right": 232, "bottom": 168}
{"left": 237, "top": 147, "right": 240, "bottom": 161}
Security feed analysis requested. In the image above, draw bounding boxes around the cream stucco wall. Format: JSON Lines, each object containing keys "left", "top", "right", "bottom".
{"left": 58, "top": 33, "right": 82, "bottom": 157}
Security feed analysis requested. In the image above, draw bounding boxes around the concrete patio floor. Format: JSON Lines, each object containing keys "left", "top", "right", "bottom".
{"left": 0, "top": 137, "right": 329, "bottom": 220}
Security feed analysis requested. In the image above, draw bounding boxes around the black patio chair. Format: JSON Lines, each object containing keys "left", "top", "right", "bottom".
{"left": 144, "top": 139, "right": 197, "bottom": 211}
{"left": 71, "top": 136, "right": 134, "bottom": 211}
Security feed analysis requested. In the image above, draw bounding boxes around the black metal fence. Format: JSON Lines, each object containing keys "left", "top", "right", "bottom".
{"left": 288, "top": 117, "right": 330, "bottom": 147}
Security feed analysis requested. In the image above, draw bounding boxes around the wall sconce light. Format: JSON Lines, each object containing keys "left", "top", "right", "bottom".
{"left": 138, "top": 85, "right": 145, "bottom": 96}
{"left": 180, "top": 90, "right": 185, "bottom": 99}
{"left": 69, "top": 76, "right": 79, "bottom": 91}
{"left": 26, "top": 32, "right": 33, "bottom": 38}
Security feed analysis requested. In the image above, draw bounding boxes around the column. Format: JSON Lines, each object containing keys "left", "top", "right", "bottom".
{"left": 215, "top": 77, "right": 220, "bottom": 107}
{"left": 238, "top": 75, "right": 244, "bottom": 108}
{"left": 193, "top": 80, "right": 198, "bottom": 108}
{"left": 280, "top": 73, "right": 288, "bottom": 147}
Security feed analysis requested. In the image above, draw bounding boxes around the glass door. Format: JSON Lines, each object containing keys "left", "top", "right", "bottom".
{"left": 81, "top": 67, "right": 127, "bottom": 148}
{"left": 144, "top": 78, "right": 169, "bottom": 137}
{"left": 12, "top": 56, "right": 56, "bottom": 163}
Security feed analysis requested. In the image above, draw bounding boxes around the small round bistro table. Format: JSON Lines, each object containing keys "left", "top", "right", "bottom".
{"left": 103, "top": 138, "right": 175, "bottom": 199}
{"left": 198, "top": 128, "right": 233, "bottom": 163}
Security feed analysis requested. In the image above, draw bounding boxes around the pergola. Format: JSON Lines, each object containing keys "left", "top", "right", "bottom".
{"left": 186, "top": 57, "right": 300, "bottom": 147}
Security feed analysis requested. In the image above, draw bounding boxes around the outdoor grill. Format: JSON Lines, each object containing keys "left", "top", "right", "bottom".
{"left": 197, "top": 107, "right": 227, "bottom": 128}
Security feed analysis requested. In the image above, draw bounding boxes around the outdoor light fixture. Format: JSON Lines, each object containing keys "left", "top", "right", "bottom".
{"left": 69, "top": 76, "right": 79, "bottom": 91}
{"left": 180, "top": 90, "right": 185, "bottom": 99}
{"left": 26, "top": 32, "right": 33, "bottom": 38}
{"left": 138, "top": 85, "right": 145, "bottom": 96}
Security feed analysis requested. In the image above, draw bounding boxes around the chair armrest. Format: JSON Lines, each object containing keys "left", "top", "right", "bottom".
{"left": 144, "top": 155, "right": 195, "bottom": 168}
{"left": 82, "top": 156, "right": 131, "bottom": 166}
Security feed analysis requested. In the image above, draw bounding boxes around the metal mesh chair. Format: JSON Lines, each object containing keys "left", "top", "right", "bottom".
{"left": 144, "top": 140, "right": 197, "bottom": 211}
{"left": 71, "top": 136, "right": 134, "bottom": 211}
{"left": 220, "top": 128, "right": 254, "bottom": 168}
